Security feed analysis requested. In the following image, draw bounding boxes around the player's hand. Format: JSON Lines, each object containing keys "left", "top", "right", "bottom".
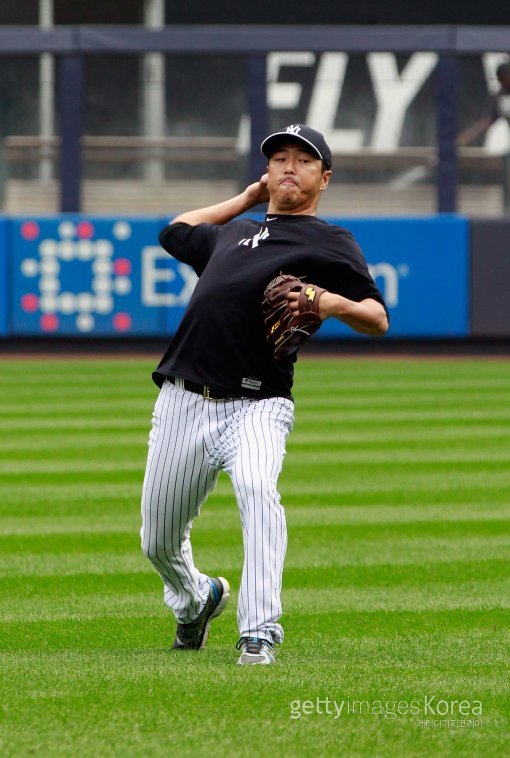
{"left": 244, "top": 173, "right": 270, "bottom": 207}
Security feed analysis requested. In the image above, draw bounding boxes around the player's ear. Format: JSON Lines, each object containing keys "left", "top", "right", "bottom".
{"left": 320, "top": 170, "right": 332, "bottom": 191}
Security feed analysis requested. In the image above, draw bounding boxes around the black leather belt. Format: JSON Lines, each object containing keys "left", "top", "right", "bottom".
{"left": 168, "top": 376, "right": 243, "bottom": 401}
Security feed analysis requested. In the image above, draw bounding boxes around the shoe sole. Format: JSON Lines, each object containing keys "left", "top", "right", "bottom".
{"left": 199, "top": 576, "right": 230, "bottom": 650}
{"left": 237, "top": 652, "right": 275, "bottom": 665}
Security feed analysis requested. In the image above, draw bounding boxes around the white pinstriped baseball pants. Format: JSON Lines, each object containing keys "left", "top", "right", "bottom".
{"left": 140, "top": 378, "right": 294, "bottom": 644}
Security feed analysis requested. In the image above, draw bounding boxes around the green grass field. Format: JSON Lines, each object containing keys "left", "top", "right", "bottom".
{"left": 0, "top": 355, "right": 509, "bottom": 757}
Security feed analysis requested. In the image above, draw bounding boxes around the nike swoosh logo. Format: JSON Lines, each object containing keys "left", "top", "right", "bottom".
{"left": 266, "top": 217, "right": 278, "bottom": 221}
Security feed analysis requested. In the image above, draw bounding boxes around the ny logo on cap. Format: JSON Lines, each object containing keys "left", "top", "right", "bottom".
{"left": 285, "top": 125, "right": 301, "bottom": 135}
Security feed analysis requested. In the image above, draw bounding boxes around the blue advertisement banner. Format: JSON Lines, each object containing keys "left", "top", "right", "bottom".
{"left": 7, "top": 214, "right": 469, "bottom": 339}
{"left": 0, "top": 218, "right": 7, "bottom": 336}
{"left": 319, "top": 215, "right": 470, "bottom": 338}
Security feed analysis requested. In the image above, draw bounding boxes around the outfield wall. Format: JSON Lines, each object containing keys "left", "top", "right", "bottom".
{"left": 0, "top": 213, "right": 505, "bottom": 340}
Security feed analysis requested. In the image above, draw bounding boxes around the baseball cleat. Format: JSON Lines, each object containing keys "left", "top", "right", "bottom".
{"left": 172, "top": 577, "right": 230, "bottom": 650}
{"left": 236, "top": 637, "right": 276, "bottom": 665}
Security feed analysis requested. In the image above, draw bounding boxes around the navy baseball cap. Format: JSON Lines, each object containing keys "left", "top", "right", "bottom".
{"left": 260, "top": 124, "right": 332, "bottom": 169}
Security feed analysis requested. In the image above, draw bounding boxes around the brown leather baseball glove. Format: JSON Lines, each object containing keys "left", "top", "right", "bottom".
{"left": 262, "top": 273, "right": 326, "bottom": 360}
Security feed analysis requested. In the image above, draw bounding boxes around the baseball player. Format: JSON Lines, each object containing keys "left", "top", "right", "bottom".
{"left": 141, "top": 124, "right": 389, "bottom": 665}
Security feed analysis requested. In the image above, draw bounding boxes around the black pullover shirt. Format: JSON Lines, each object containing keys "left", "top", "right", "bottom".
{"left": 154, "top": 214, "right": 387, "bottom": 400}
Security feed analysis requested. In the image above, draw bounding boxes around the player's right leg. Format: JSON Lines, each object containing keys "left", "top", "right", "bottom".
{"left": 140, "top": 379, "right": 219, "bottom": 624}
{"left": 224, "top": 396, "right": 295, "bottom": 662}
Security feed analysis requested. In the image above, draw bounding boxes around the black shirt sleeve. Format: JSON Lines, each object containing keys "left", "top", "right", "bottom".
{"left": 324, "top": 261, "right": 385, "bottom": 302}
{"left": 158, "top": 222, "right": 220, "bottom": 276}
{"left": 310, "top": 225, "right": 388, "bottom": 316}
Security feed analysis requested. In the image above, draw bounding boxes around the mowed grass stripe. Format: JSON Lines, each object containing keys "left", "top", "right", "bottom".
{"left": 5, "top": 486, "right": 510, "bottom": 519}
{"left": 295, "top": 390, "right": 510, "bottom": 408}
{"left": 0, "top": 459, "right": 148, "bottom": 473}
{"left": 2, "top": 502, "right": 509, "bottom": 536}
{"left": 1, "top": 558, "right": 508, "bottom": 602}
{"left": 2, "top": 413, "right": 509, "bottom": 432}
{"left": 0, "top": 432, "right": 147, "bottom": 452}
{"left": 3, "top": 461, "right": 510, "bottom": 483}
{"left": 296, "top": 382, "right": 510, "bottom": 396}
{"left": 0, "top": 357, "right": 152, "bottom": 376}
{"left": 0, "top": 359, "right": 506, "bottom": 381}
{"left": 0, "top": 608, "right": 508, "bottom": 652}
{"left": 296, "top": 408, "right": 510, "bottom": 422}
{"left": 1, "top": 497, "right": 509, "bottom": 528}
{"left": 0, "top": 354, "right": 503, "bottom": 379}
{"left": 3, "top": 426, "right": 510, "bottom": 461}
{"left": 0, "top": 386, "right": 153, "bottom": 400}
{"left": 2, "top": 423, "right": 510, "bottom": 452}
{"left": 1, "top": 636, "right": 506, "bottom": 682}
{"left": 5, "top": 450, "right": 510, "bottom": 473}
{"left": 2, "top": 474, "right": 510, "bottom": 515}
{"left": 0, "top": 418, "right": 150, "bottom": 431}
{"left": 2, "top": 536, "right": 510, "bottom": 577}
{"left": 3, "top": 402, "right": 510, "bottom": 421}
{"left": 2, "top": 519, "right": 508, "bottom": 557}
{"left": 3, "top": 387, "right": 510, "bottom": 410}
{"left": 0, "top": 482, "right": 137, "bottom": 503}
{"left": 2, "top": 578, "right": 509, "bottom": 623}
{"left": 2, "top": 432, "right": 509, "bottom": 464}
{"left": 0, "top": 401, "right": 153, "bottom": 418}
{"left": 1, "top": 465, "right": 508, "bottom": 513}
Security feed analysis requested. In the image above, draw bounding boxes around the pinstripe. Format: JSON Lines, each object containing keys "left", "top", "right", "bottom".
{"left": 248, "top": 411, "right": 258, "bottom": 631}
{"left": 141, "top": 382, "right": 174, "bottom": 581}
{"left": 144, "top": 382, "right": 170, "bottom": 570}
{"left": 146, "top": 386, "right": 193, "bottom": 613}
{"left": 254, "top": 409, "right": 266, "bottom": 633}
{"left": 141, "top": 381, "right": 293, "bottom": 638}
{"left": 271, "top": 399, "right": 288, "bottom": 602}
{"left": 168, "top": 391, "right": 201, "bottom": 619}
{"left": 164, "top": 389, "right": 188, "bottom": 605}
{"left": 165, "top": 389, "right": 203, "bottom": 614}
{"left": 231, "top": 405, "right": 252, "bottom": 634}
{"left": 268, "top": 404, "right": 281, "bottom": 618}
{"left": 231, "top": 406, "right": 249, "bottom": 627}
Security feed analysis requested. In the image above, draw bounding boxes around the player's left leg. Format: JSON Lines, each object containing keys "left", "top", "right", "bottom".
{"left": 223, "top": 396, "right": 294, "bottom": 655}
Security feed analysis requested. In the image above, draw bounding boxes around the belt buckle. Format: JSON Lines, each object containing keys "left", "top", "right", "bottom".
{"left": 203, "top": 385, "right": 215, "bottom": 401}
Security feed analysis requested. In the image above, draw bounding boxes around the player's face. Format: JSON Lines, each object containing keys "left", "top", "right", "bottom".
{"left": 266, "top": 143, "right": 331, "bottom": 214}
